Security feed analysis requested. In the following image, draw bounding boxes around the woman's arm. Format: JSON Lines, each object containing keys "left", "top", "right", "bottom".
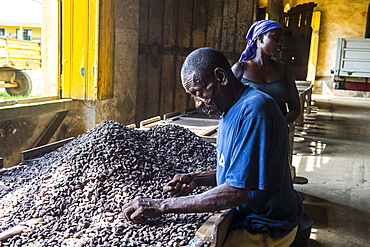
{"left": 284, "top": 64, "right": 301, "bottom": 125}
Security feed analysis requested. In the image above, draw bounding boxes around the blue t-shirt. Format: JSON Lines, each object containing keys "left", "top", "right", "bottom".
{"left": 216, "top": 86, "right": 303, "bottom": 238}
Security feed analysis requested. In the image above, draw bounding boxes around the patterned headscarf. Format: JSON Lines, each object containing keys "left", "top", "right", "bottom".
{"left": 239, "top": 20, "right": 283, "bottom": 62}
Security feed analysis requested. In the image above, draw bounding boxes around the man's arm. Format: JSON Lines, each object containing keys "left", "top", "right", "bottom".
{"left": 161, "top": 183, "right": 249, "bottom": 213}
{"left": 123, "top": 184, "right": 250, "bottom": 223}
{"left": 163, "top": 170, "right": 217, "bottom": 197}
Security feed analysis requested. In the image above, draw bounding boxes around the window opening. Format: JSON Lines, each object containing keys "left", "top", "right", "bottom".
{"left": 16, "top": 29, "right": 32, "bottom": 41}
{"left": 284, "top": 3, "right": 291, "bottom": 13}
{"left": 0, "top": 0, "right": 48, "bottom": 102}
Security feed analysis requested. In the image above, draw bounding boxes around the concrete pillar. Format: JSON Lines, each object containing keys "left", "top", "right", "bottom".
{"left": 95, "top": 0, "right": 139, "bottom": 126}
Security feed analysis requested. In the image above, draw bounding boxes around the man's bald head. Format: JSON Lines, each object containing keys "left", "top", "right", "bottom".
{"left": 180, "top": 47, "right": 231, "bottom": 83}
{"left": 180, "top": 47, "right": 243, "bottom": 116}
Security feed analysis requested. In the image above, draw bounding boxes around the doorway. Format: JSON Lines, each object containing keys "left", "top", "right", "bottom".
{"left": 282, "top": 3, "right": 317, "bottom": 81}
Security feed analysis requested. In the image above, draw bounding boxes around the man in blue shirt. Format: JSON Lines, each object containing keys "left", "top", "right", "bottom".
{"left": 123, "top": 47, "right": 303, "bottom": 246}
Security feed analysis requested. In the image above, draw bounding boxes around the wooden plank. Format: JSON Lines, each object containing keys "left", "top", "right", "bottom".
{"left": 87, "top": 0, "right": 98, "bottom": 100}
{"left": 61, "top": 0, "right": 115, "bottom": 100}
{"left": 0, "top": 99, "right": 78, "bottom": 122}
{"left": 160, "top": 1, "right": 179, "bottom": 116}
{"left": 0, "top": 38, "right": 41, "bottom": 70}
{"left": 140, "top": 116, "right": 161, "bottom": 128}
{"left": 136, "top": 0, "right": 150, "bottom": 124}
{"left": 163, "top": 111, "right": 181, "bottom": 120}
{"left": 146, "top": 0, "right": 164, "bottom": 118}
{"left": 174, "top": 55, "right": 190, "bottom": 112}
{"left": 35, "top": 111, "right": 69, "bottom": 147}
{"left": 148, "top": 0, "right": 164, "bottom": 44}
{"left": 71, "top": 0, "right": 89, "bottom": 99}
{"left": 0, "top": 59, "right": 41, "bottom": 64}
{"left": 4, "top": 36, "right": 9, "bottom": 65}
{"left": 163, "top": 1, "right": 179, "bottom": 47}
{"left": 307, "top": 11, "right": 321, "bottom": 82}
{"left": 136, "top": 53, "right": 149, "bottom": 125}
{"left": 61, "top": 0, "right": 72, "bottom": 98}
{"left": 235, "top": 0, "right": 255, "bottom": 55}
{"left": 2, "top": 50, "right": 41, "bottom": 60}
{"left": 221, "top": 0, "right": 237, "bottom": 53}
{"left": 126, "top": 123, "right": 136, "bottom": 129}
{"left": 0, "top": 99, "right": 16, "bottom": 107}
{"left": 96, "top": 0, "right": 115, "bottom": 100}
{"left": 195, "top": 209, "right": 234, "bottom": 247}
{"left": 206, "top": 0, "right": 223, "bottom": 49}
{"left": 139, "top": 0, "right": 150, "bottom": 45}
{"left": 177, "top": 0, "right": 193, "bottom": 48}
{"left": 192, "top": 0, "right": 207, "bottom": 48}
{"left": 146, "top": 51, "right": 161, "bottom": 118}
{"left": 137, "top": 0, "right": 260, "bottom": 125}
{"left": 21, "top": 137, "right": 75, "bottom": 162}
{"left": 0, "top": 96, "right": 58, "bottom": 106}
{"left": 200, "top": 126, "right": 218, "bottom": 137}
{"left": 5, "top": 40, "right": 41, "bottom": 51}
{"left": 160, "top": 54, "right": 176, "bottom": 116}
{"left": 0, "top": 61, "right": 41, "bottom": 70}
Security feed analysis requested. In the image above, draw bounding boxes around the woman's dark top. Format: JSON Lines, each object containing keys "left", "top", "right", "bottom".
{"left": 240, "top": 63, "right": 289, "bottom": 116}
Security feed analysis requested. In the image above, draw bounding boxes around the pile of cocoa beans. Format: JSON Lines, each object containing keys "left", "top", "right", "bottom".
{"left": 0, "top": 121, "right": 216, "bottom": 246}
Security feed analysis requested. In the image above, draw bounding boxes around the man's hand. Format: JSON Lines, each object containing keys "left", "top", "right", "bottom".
{"left": 163, "top": 173, "right": 197, "bottom": 197}
{"left": 122, "top": 197, "right": 164, "bottom": 223}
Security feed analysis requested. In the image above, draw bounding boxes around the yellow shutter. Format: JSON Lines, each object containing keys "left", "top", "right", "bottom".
{"left": 307, "top": 11, "right": 321, "bottom": 83}
{"left": 61, "top": 0, "right": 114, "bottom": 100}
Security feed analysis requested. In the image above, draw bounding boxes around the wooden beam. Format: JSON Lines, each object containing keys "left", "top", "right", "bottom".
{"left": 0, "top": 99, "right": 79, "bottom": 122}
{"left": 195, "top": 209, "right": 234, "bottom": 247}
{"left": 35, "top": 110, "right": 69, "bottom": 147}
{"left": 22, "top": 137, "right": 75, "bottom": 162}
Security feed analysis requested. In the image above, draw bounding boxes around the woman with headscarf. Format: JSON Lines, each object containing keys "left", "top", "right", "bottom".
{"left": 232, "top": 20, "right": 300, "bottom": 126}
{"left": 232, "top": 20, "right": 304, "bottom": 184}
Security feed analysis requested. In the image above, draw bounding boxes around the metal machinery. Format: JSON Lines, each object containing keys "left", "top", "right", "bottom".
{"left": 0, "top": 37, "right": 41, "bottom": 96}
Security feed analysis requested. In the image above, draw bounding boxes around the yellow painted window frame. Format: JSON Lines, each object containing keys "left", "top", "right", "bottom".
{"left": 307, "top": 11, "right": 321, "bottom": 83}
{"left": 61, "top": 0, "right": 115, "bottom": 100}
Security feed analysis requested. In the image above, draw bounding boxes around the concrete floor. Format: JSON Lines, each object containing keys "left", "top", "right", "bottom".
{"left": 292, "top": 95, "right": 370, "bottom": 247}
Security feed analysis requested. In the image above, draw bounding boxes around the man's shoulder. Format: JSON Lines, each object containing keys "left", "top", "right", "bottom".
{"left": 238, "top": 87, "right": 281, "bottom": 116}
{"left": 243, "top": 87, "right": 275, "bottom": 104}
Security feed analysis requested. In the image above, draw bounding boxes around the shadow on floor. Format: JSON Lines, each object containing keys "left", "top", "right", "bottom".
{"left": 300, "top": 193, "right": 370, "bottom": 247}
{"left": 292, "top": 97, "right": 370, "bottom": 247}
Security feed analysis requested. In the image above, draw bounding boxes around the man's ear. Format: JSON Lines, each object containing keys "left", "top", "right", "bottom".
{"left": 214, "top": 67, "right": 228, "bottom": 86}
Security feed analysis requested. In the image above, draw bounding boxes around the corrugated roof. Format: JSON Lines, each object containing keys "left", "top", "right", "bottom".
{"left": 0, "top": 0, "right": 42, "bottom": 25}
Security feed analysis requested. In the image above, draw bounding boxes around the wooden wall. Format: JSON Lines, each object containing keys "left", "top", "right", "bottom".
{"left": 135, "top": 0, "right": 257, "bottom": 124}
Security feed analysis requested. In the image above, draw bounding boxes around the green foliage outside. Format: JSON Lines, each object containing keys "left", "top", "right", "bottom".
{"left": 0, "top": 90, "right": 41, "bottom": 100}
